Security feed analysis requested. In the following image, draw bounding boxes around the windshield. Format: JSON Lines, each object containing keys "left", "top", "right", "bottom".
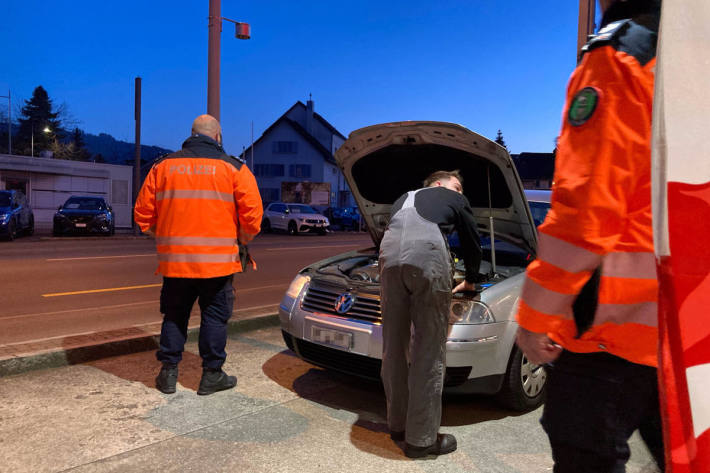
{"left": 0, "top": 192, "right": 11, "bottom": 207}
{"left": 529, "top": 201, "right": 550, "bottom": 227}
{"left": 288, "top": 205, "right": 318, "bottom": 214}
{"left": 64, "top": 198, "right": 104, "bottom": 210}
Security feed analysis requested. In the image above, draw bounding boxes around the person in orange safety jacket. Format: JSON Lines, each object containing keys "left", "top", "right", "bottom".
{"left": 134, "top": 114, "right": 263, "bottom": 396}
{"left": 515, "top": 1, "right": 664, "bottom": 472}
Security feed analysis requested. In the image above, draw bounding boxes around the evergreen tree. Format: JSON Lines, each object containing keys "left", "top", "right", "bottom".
{"left": 68, "top": 128, "right": 90, "bottom": 161}
{"left": 495, "top": 129, "right": 508, "bottom": 151}
{"left": 16, "top": 86, "right": 63, "bottom": 157}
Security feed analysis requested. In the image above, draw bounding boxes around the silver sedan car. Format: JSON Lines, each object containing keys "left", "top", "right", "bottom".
{"left": 279, "top": 122, "right": 550, "bottom": 411}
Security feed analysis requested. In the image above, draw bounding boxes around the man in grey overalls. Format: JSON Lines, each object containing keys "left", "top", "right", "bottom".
{"left": 379, "top": 170, "right": 482, "bottom": 458}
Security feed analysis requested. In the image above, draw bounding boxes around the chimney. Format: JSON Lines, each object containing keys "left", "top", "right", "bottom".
{"left": 306, "top": 94, "right": 314, "bottom": 136}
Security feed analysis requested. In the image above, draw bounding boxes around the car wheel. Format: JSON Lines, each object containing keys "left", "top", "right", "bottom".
{"left": 262, "top": 218, "right": 272, "bottom": 233}
{"left": 317, "top": 228, "right": 327, "bottom": 235}
{"left": 497, "top": 345, "right": 547, "bottom": 411}
{"left": 287, "top": 221, "right": 298, "bottom": 236}
{"left": 27, "top": 216, "right": 34, "bottom": 236}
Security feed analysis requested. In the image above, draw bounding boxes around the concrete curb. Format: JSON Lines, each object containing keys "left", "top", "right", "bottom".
{"left": 0, "top": 313, "right": 279, "bottom": 378}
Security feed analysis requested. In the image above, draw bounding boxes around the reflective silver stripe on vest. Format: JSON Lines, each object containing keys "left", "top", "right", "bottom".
{"left": 521, "top": 278, "right": 575, "bottom": 318}
{"left": 157, "top": 253, "right": 238, "bottom": 263}
{"left": 595, "top": 301, "right": 658, "bottom": 328}
{"left": 156, "top": 236, "right": 237, "bottom": 246}
{"left": 602, "top": 252, "right": 657, "bottom": 279}
{"left": 155, "top": 189, "right": 235, "bottom": 203}
{"left": 537, "top": 233, "right": 602, "bottom": 274}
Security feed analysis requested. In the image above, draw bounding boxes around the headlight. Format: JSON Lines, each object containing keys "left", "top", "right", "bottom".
{"left": 285, "top": 274, "right": 310, "bottom": 299}
{"left": 0, "top": 214, "right": 8, "bottom": 223}
{"left": 449, "top": 300, "right": 495, "bottom": 325}
{"left": 324, "top": 218, "right": 329, "bottom": 225}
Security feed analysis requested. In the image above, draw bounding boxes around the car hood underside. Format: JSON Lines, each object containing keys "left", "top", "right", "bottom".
{"left": 334, "top": 121, "right": 538, "bottom": 255}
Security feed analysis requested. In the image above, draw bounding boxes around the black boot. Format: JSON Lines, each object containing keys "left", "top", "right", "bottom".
{"left": 155, "top": 364, "right": 178, "bottom": 394}
{"left": 197, "top": 368, "right": 237, "bottom": 395}
{"left": 404, "top": 433, "right": 457, "bottom": 458}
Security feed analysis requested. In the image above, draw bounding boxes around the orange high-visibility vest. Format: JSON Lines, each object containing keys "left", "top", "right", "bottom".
{"left": 134, "top": 134, "right": 263, "bottom": 278}
{"left": 516, "top": 19, "right": 658, "bottom": 367}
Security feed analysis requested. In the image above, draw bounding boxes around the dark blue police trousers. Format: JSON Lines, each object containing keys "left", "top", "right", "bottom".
{"left": 542, "top": 350, "right": 665, "bottom": 473}
{"left": 157, "top": 274, "right": 234, "bottom": 370}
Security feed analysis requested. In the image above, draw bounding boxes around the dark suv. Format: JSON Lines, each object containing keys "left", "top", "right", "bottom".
{"left": 0, "top": 190, "right": 35, "bottom": 240}
{"left": 53, "top": 196, "right": 115, "bottom": 236}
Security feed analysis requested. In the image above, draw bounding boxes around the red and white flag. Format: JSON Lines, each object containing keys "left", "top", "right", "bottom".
{"left": 652, "top": 1, "right": 710, "bottom": 471}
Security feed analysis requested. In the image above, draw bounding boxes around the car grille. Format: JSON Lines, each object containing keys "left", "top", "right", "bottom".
{"left": 282, "top": 330, "right": 471, "bottom": 387}
{"left": 68, "top": 215, "right": 94, "bottom": 224}
{"left": 302, "top": 283, "right": 381, "bottom": 323}
{"left": 305, "top": 219, "right": 323, "bottom": 224}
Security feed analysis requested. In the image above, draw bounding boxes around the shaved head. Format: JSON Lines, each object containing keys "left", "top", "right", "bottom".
{"left": 192, "top": 114, "right": 222, "bottom": 142}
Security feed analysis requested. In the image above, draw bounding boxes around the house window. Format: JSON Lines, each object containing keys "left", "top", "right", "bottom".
{"left": 254, "top": 164, "right": 285, "bottom": 177}
{"left": 260, "top": 188, "right": 280, "bottom": 203}
{"left": 289, "top": 164, "right": 311, "bottom": 178}
{"left": 272, "top": 141, "right": 298, "bottom": 154}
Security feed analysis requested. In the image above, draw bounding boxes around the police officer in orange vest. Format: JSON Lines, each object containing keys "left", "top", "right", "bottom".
{"left": 515, "top": 1, "right": 664, "bottom": 471}
{"left": 135, "top": 114, "right": 263, "bottom": 396}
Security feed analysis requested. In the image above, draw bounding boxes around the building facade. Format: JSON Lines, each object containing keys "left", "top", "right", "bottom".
{"left": 242, "top": 99, "right": 354, "bottom": 208}
{"left": 0, "top": 154, "right": 133, "bottom": 228}
{"left": 511, "top": 152, "right": 555, "bottom": 189}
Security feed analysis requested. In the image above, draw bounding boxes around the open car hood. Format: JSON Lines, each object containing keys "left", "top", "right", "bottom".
{"left": 334, "top": 121, "right": 538, "bottom": 256}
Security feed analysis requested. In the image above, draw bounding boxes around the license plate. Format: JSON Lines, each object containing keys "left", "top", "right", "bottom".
{"left": 75, "top": 223, "right": 87, "bottom": 228}
{"left": 311, "top": 326, "right": 352, "bottom": 349}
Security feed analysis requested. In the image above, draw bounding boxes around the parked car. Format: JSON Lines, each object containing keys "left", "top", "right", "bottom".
{"left": 0, "top": 190, "right": 34, "bottom": 241}
{"left": 279, "top": 121, "right": 550, "bottom": 411}
{"left": 525, "top": 189, "right": 551, "bottom": 227}
{"left": 53, "top": 196, "right": 115, "bottom": 236}
{"left": 262, "top": 202, "right": 330, "bottom": 235}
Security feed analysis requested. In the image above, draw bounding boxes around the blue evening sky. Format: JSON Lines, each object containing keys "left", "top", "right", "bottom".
{"left": 2, "top": 1, "right": 586, "bottom": 154}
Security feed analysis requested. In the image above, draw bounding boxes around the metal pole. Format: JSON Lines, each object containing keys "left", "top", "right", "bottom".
{"left": 134, "top": 77, "right": 142, "bottom": 235}
{"left": 208, "top": 0, "right": 221, "bottom": 121}
{"left": 8, "top": 90, "right": 10, "bottom": 155}
{"left": 1, "top": 90, "right": 11, "bottom": 154}
{"left": 577, "top": 0, "right": 596, "bottom": 59}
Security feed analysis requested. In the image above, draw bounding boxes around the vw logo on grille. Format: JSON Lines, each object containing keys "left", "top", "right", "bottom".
{"left": 334, "top": 292, "right": 355, "bottom": 314}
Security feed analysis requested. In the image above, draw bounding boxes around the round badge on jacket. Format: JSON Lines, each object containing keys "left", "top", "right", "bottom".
{"left": 568, "top": 87, "right": 600, "bottom": 126}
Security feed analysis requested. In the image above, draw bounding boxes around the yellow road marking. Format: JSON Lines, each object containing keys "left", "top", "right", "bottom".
{"left": 42, "top": 284, "right": 162, "bottom": 298}
{"left": 46, "top": 254, "right": 156, "bottom": 262}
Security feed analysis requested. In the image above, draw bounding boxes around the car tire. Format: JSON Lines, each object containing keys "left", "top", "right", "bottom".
{"left": 317, "top": 228, "right": 327, "bottom": 236}
{"left": 497, "top": 345, "right": 547, "bottom": 411}
{"left": 288, "top": 221, "right": 298, "bottom": 236}
{"left": 27, "top": 216, "right": 34, "bottom": 236}
{"left": 262, "top": 218, "right": 272, "bottom": 233}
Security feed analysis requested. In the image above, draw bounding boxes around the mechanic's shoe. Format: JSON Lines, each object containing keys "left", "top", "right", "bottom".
{"left": 197, "top": 369, "right": 237, "bottom": 395}
{"left": 404, "top": 433, "right": 457, "bottom": 458}
{"left": 390, "top": 430, "right": 405, "bottom": 442}
{"left": 155, "top": 364, "right": 178, "bottom": 394}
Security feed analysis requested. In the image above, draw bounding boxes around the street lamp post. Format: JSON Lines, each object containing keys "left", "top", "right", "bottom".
{"left": 0, "top": 90, "right": 10, "bottom": 154}
{"left": 207, "top": 0, "right": 250, "bottom": 121}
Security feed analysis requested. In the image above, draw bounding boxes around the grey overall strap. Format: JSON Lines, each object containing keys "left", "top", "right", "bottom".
{"left": 402, "top": 189, "right": 423, "bottom": 209}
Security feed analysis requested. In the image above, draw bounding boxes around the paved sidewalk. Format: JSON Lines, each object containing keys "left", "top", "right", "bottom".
{"left": 0, "top": 325, "right": 661, "bottom": 473}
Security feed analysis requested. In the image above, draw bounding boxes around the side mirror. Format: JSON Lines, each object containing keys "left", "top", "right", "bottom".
{"left": 57, "top": 205, "right": 62, "bottom": 211}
